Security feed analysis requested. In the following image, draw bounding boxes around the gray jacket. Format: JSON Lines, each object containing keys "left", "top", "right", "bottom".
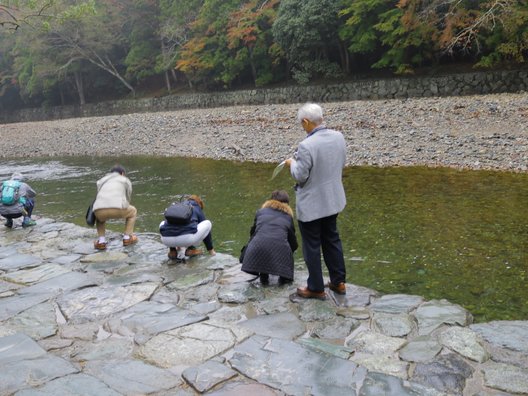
{"left": 0, "top": 181, "right": 36, "bottom": 216}
{"left": 290, "top": 126, "right": 346, "bottom": 222}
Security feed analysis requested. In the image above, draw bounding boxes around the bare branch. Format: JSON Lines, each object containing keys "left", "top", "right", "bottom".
{"left": 444, "top": 0, "right": 513, "bottom": 54}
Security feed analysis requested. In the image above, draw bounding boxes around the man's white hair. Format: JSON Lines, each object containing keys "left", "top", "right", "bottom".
{"left": 297, "top": 103, "right": 324, "bottom": 125}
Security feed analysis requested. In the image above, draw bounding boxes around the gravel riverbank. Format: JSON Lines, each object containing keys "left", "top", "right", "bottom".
{"left": 1, "top": 92, "right": 527, "bottom": 171}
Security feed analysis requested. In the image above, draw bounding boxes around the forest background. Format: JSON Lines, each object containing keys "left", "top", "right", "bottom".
{"left": 0, "top": 0, "right": 527, "bottom": 112}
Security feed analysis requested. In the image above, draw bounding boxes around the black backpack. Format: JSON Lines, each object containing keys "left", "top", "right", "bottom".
{"left": 164, "top": 202, "right": 193, "bottom": 225}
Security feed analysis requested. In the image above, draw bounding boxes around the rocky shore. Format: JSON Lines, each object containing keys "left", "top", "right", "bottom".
{"left": 1, "top": 217, "right": 527, "bottom": 395}
{"left": 1, "top": 93, "right": 527, "bottom": 172}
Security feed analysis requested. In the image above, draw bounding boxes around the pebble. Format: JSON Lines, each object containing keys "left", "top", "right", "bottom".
{"left": 1, "top": 93, "right": 527, "bottom": 172}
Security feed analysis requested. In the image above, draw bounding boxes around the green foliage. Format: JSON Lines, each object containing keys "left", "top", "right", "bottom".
{"left": 339, "top": 0, "right": 395, "bottom": 54}
{"left": 123, "top": 1, "right": 160, "bottom": 81}
{"left": 1, "top": 0, "right": 528, "bottom": 108}
{"left": 272, "top": 0, "right": 343, "bottom": 82}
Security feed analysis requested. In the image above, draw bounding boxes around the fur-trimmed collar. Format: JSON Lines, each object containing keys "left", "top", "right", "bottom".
{"left": 262, "top": 199, "right": 293, "bottom": 217}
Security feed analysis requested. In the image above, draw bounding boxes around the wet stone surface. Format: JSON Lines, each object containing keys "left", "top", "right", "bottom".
{"left": 0, "top": 218, "right": 527, "bottom": 395}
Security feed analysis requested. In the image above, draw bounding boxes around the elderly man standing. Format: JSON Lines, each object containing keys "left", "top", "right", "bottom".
{"left": 285, "top": 103, "right": 347, "bottom": 299}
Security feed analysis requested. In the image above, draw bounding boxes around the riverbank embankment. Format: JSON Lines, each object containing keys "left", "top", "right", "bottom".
{"left": 1, "top": 217, "right": 528, "bottom": 394}
{"left": 1, "top": 93, "right": 527, "bottom": 172}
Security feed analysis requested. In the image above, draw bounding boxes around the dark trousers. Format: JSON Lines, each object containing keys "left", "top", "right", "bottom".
{"left": 3, "top": 199, "right": 34, "bottom": 219}
{"left": 298, "top": 214, "right": 346, "bottom": 292}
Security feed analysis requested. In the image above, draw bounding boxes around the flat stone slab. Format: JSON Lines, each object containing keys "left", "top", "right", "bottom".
{"left": 0, "top": 279, "right": 21, "bottom": 294}
{"left": 18, "top": 271, "right": 98, "bottom": 295}
{"left": 470, "top": 320, "right": 528, "bottom": 353}
{"left": 346, "top": 331, "right": 407, "bottom": 356}
{"left": 297, "top": 299, "right": 337, "bottom": 321}
{"left": 311, "top": 316, "right": 359, "bottom": 340}
{"left": 207, "top": 381, "right": 282, "bottom": 396}
{"left": 80, "top": 251, "right": 129, "bottom": 263}
{"left": 140, "top": 321, "right": 252, "bottom": 368}
{"left": 0, "top": 254, "right": 42, "bottom": 271}
{"left": 3, "top": 301, "right": 57, "bottom": 339}
{"left": 0, "top": 352, "right": 78, "bottom": 394}
{"left": 167, "top": 270, "right": 215, "bottom": 291}
{"left": 107, "top": 301, "right": 207, "bottom": 343}
{"left": 337, "top": 284, "right": 378, "bottom": 307}
{"left": 399, "top": 335, "right": 442, "bottom": 363}
{"left": 359, "top": 371, "right": 445, "bottom": 396}
{"left": 2, "top": 263, "right": 70, "bottom": 284}
{"left": 239, "top": 312, "right": 305, "bottom": 340}
{"left": 370, "top": 294, "right": 424, "bottom": 314}
{"left": 336, "top": 306, "right": 370, "bottom": 320}
{"left": 51, "top": 254, "right": 81, "bottom": 265}
{"left": 298, "top": 337, "right": 354, "bottom": 359}
{"left": 229, "top": 335, "right": 364, "bottom": 395}
{"left": 415, "top": 299, "right": 472, "bottom": 335}
{"left": 439, "top": 326, "right": 489, "bottom": 362}
{"left": 0, "top": 244, "right": 21, "bottom": 259}
{"left": 84, "top": 359, "right": 182, "bottom": 394}
{"left": 71, "top": 338, "right": 135, "bottom": 362}
{"left": 217, "top": 282, "right": 264, "bottom": 304}
{"left": 182, "top": 360, "right": 237, "bottom": 393}
{"left": 14, "top": 373, "right": 120, "bottom": 396}
{"left": 0, "top": 333, "right": 47, "bottom": 363}
{"left": 57, "top": 282, "right": 158, "bottom": 323}
{"left": 350, "top": 353, "right": 409, "bottom": 379}
{"left": 411, "top": 353, "right": 474, "bottom": 395}
{"left": 372, "top": 312, "right": 415, "bottom": 337}
{"left": 0, "top": 292, "right": 53, "bottom": 321}
{"left": 481, "top": 361, "right": 528, "bottom": 394}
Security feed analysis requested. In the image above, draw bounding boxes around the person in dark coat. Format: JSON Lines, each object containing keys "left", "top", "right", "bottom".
{"left": 241, "top": 190, "right": 298, "bottom": 284}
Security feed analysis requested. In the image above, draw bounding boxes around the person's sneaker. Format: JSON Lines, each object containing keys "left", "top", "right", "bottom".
{"left": 327, "top": 282, "right": 347, "bottom": 295}
{"left": 185, "top": 247, "right": 203, "bottom": 257}
{"left": 123, "top": 234, "right": 138, "bottom": 246}
{"left": 4, "top": 218, "right": 13, "bottom": 228}
{"left": 21, "top": 219, "right": 36, "bottom": 228}
{"left": 94, "top": 240, "right": 107, "bottom": 250}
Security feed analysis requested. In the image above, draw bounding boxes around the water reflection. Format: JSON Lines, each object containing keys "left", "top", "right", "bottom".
{"left": 2, "top": 156, "right": 527, "bottom": 322}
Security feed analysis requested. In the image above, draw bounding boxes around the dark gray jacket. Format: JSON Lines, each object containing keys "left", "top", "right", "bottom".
{"left": 0, "top": 181, "right": 36, "bottom": 216}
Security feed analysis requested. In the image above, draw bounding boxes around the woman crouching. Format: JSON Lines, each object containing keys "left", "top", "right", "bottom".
{"left": 241, "top": 190, "right": 298, "bottom": 284}
{"left": 160, "top": 195, "right": 216, "bottom": 262}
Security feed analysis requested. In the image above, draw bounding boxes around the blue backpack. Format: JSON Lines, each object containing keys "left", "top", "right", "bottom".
{"left": 1, "top": 180, "right": 21, "bottom": 205}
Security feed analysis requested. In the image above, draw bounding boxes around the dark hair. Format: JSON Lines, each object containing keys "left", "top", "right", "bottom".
{"left": 110, "top": 165, "right": 126, "bottom": 175}
{"left": 271, "top": 190, "right": 289, "bottom": 204}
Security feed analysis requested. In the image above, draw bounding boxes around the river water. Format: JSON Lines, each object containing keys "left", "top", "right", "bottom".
{"left": 1, "top": 156, "right": 526, "bottom": 322}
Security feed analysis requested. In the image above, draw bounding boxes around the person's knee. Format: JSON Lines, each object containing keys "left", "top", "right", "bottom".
{"left": 128, "top": 205, "right": 137, "bottom": 218}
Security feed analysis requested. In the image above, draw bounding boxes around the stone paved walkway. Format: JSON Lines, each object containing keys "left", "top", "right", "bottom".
{"left": 1, "top": 218, "right": 527, "bottom": 395}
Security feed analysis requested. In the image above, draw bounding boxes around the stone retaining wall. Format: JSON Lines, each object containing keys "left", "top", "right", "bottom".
{"left": 2, "top": 69, "right": 527, "bottom": 124}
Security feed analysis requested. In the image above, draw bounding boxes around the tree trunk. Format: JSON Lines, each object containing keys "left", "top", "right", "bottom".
{"left": 165, "top": 70, "right": 171, "bottom": 93}
{"left": 59, "top": 84, "right": 65, "bottom": 105}
{"left": 161, "top": 37, "right": 171, "bottom": 92}
{"left": 248, "top": 46, "right": 258, "bottom": 87}
{"left": 74, "top": 71, "right": 86, "bottom": 105}
{"left": 339, "top": 40, "right": 350, "bottom": 74}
